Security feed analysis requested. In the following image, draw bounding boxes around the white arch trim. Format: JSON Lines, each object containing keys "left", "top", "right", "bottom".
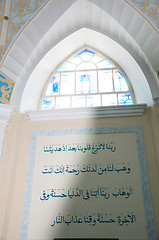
{"left": 20, "top": 28, "right": 153, "bottom": 112}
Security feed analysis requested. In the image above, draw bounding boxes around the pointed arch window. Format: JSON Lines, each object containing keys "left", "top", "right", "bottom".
{"left": 40, "top": 48, "right": 135, "bottom": 109}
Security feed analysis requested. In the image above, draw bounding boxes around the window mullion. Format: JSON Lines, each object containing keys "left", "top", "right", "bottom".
{"left": 59, "top": 72, "right": 61, "bottom": 95}
{"left": 97, "top": 70, "right": 99, "bottom": 93}
{"left": 41, "top": 49, "right": 134, "bottom": 110}
{"left": 112, "top": 70, "right": 115, "bottom": 92}
{"left": 75, "top": 71, "right": 76, "bottom": 94}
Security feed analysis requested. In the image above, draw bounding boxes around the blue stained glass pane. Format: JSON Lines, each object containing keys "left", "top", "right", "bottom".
{"left": 118, "top": 93, "right": 133, "bottom": 105}
{"left": 53, "top": 82, "right": 59, "bottom": 93}
{"left": 46, "top": 74, "right": 60, "bottom": 95}
{"left": 78, "top": 49, "right": 95, "bottom": 56}
{"left": 77, "top": 49, "right": 95, "bottom": 61}
{"left": 113, "top": 70, "right": 128, "bottom": 91}
{"left": 41, "top": 98, "right": 55, "bottom": 109}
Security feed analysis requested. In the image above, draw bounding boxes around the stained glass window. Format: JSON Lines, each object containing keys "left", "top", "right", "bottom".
{"left": 40, "top": 48, "right": 135, "bottom": 109}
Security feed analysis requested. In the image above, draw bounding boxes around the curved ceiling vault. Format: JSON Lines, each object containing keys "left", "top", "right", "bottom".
{"left": 0, "top": 0, "right": 159, "bottom": 110}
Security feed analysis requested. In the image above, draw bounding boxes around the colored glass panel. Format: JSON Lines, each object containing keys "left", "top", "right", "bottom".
{"left": 87, "top": 95, "right": 101, "bottom": 107}
{"left": 97, "top": 60, "right": 115, "bottom": 69}
{"left": 76, "top": 71, "right": 97, "bottom": 94}
{"left": 76, "top": 62, "right": 96, "bottom": 70}
{"left": 78, "top": 49, "right": 95, "bottom": 61}
{"left": 98, "top": 70, "right": 113, "bottom": 92}
{"left": 56, "top": 96, "right": 70, "bottom": 108}
{"left": 118, "top": 93, "right": 133, "bottom": 105}
{"left": 69, "top": 55, "right": 82, "bottom": 65}
{"left": 41, "top": 98, "right": 55, "bottom": 109}
{"left": 46, "top": 74, "right": 60, "bottom": 95}
{"left": 72, "top": 96, "right": 85, "bottom": 108}
{"left": 61, "top": 72, "right": 75, "bottom": 94}
{"left": 41, "top": 48, "right": 134, "bottom": 110}
{"left": 102, "top": 94, "right": 117, "bottom": 106}
{"left": 113, "top": 70, "right": 128, "bottom": 91}
{"left": 59, "top": 61, "right": 76, "bottom": 71}
{"left": 78, "top": 49, "right": 95, "bottom": 55}
{"left": 91, "top": 53, "right": 104, "bottom": 63}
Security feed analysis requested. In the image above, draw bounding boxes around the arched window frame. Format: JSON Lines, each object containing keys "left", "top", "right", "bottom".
{"left": 39, "top": 47, "right": 136, "bottom": 110}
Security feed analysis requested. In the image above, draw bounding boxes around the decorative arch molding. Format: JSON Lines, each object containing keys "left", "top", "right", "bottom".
{"left": 0, "top": 0, "right": 158, "bottom": 65}
{"left": 0, "top": 0, "right": 49, "bottom": 63}
{"left": 0, "top": 0, "right": 159, "bottom": 110}
{"left": 20, "top": 28, "right": 154, "bottom": 111}
{"left": 125, "top": 0, "right": 159, "bottom": 31}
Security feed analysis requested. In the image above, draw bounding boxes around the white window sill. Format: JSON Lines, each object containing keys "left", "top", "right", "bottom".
{"left": 26, "top": 104, "right": 147, "bottom": 121}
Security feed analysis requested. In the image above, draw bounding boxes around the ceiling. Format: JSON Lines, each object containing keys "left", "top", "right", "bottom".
{"left": 0, "top": 0, "right": 159, "bottom": 110}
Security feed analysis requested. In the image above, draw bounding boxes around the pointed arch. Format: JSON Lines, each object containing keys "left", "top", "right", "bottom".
{"left": 40, "top": 47, "right": 135, "bottom": 109}
{"left": 20, "top": 28, "right": 153, "bottom": 111}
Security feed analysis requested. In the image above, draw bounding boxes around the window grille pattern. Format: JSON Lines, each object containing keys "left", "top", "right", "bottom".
{"left": 40, "top": 49, "right": 135, "bottom": 109}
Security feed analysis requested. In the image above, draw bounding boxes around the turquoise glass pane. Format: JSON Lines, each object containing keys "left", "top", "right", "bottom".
{"left": 98, "top": 70, "right": 113, "bottom": 92}
{"left": 118, "top": 93, "right": 133, "bottom": 105}
{"left": 113, "top": 70, "right": 128, "bottom": 91}
{"left": 61, "top": 72, "right": 74, "bottom": 94}
{"left": 41, "top": 98, "right": 55, "bottom": 109}
{"left": 46, "top": 74, "right": 60, "bottom": 95}
{"left": 97, "top": 60, "right": 114, "bottom": 69}
{"left": 76, "top": 71, "right": 97, "bottom": 94}
{"left": 59, "top": 61, "right": 75, "bottom": 71}
{"left": 102, "top": 94, "right": 117, "bottom": 106}
{"left": 78, "top": 49, "right": 95, "bottom": 61}
{"left": 87, "top": 95, "right": 101, "bottom": 107}
{"left": 56, "top": 96, "right": 70, "bottom": 108}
